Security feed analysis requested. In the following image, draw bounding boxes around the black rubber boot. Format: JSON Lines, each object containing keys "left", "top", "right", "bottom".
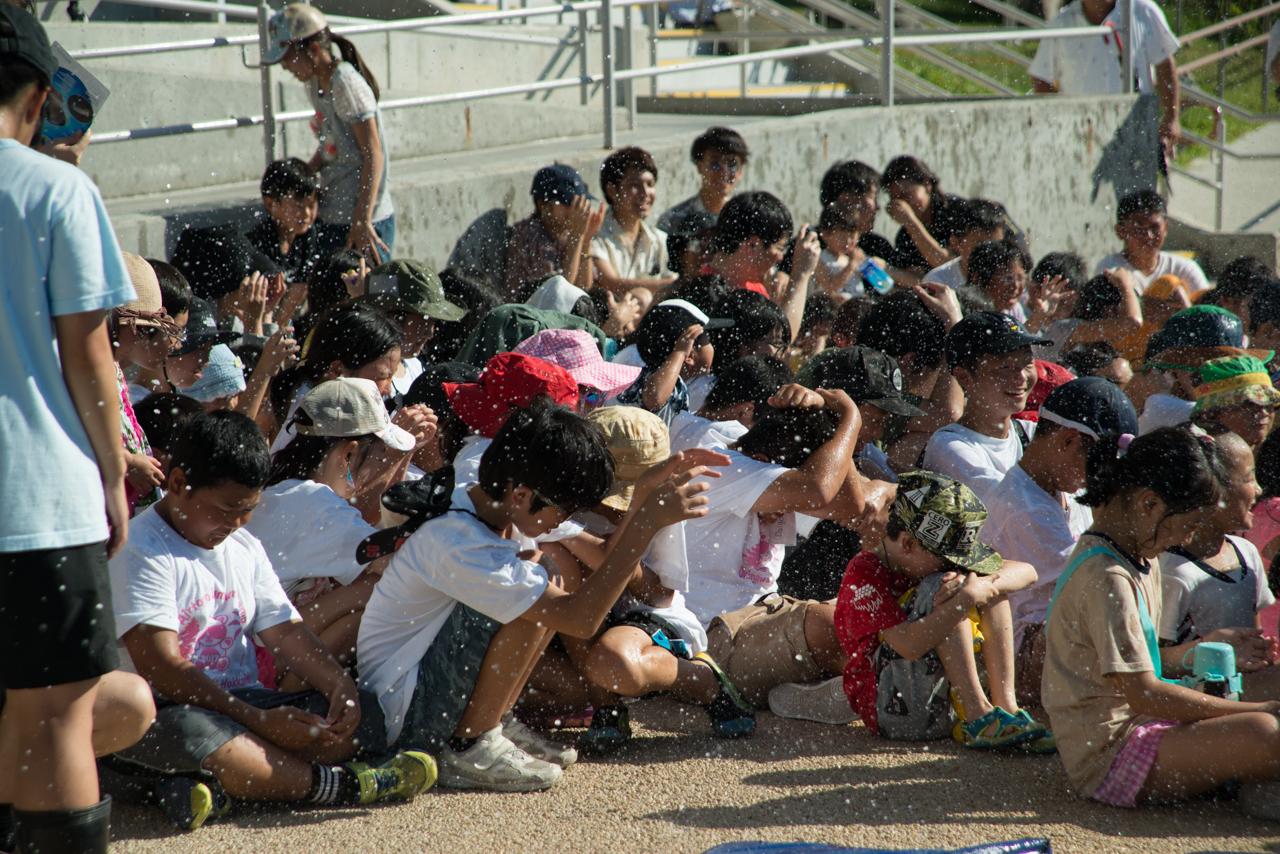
{"left": 15, "top": 797, "right": 110, "bottom": 854}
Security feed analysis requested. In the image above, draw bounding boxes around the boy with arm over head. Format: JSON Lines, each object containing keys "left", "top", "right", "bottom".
{"left": 357, "top": 401, "right": 712, "bottom": 791}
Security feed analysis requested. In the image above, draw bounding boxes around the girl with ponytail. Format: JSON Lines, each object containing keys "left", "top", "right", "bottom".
{"left": 265, "top": 3, "right": 395, "bottom": 266}
{"left": 1041, "top": 425, "right": 1280, "bottom": 815}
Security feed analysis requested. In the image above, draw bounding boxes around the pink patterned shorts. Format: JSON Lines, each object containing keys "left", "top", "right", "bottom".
{"left": 1092, "top": 719, "right": 1180, "bottom": 807}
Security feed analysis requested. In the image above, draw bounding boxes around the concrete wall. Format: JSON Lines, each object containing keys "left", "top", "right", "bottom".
{"left": 46, "top": 20, "right": 646, "bottom": 198}
{"left": 108, "top": 95, "right": 1162, "bottom": 273}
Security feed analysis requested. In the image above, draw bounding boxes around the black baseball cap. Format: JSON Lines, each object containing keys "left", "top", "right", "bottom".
{"left": 0, "top": 6, "right": 57, "bottom": 83}
{"left": 803, "top": 346, "right": 925, "bottom": 417}
{"left": 1039, "top": 377, "right": 1138, "bottom": 441}
{"left": 531, "top": 164, "right": 595, "bottom": 206}
{"left": 403, "top": 361, "right": 482, "bottom": 415}
{"left": 635, "top": 299, "right": 733, "bottom": 366}
{"left": 171, "top": 223, "right": 284, "bottom": 302}
{"left": 945, "top": 311, "right": 1051, "bottom": 373}
{"left": 173, "top": 296, "right": 237, "bottom": 355}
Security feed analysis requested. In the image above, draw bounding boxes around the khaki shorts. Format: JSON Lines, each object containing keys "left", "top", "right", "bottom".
{"left": 1015, "top": 622, "right": 1047, "bottom": 709}
{"left": 705, "top": 594, "right": 824, "bottom": 708}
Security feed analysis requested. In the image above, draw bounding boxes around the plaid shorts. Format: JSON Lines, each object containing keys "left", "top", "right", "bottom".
{"left": 1092, "top": 719, "right": 1179, "bottom": 807}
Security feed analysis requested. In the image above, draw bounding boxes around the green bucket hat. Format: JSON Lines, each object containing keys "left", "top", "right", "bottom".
{"left": 366, "top": 259, "right": 468, "bottom": 322}
{"left": 1191, "top": 355, "right": 1280, "bottom": 415}
{"left": 890, "top": 471, "right": 1003, "bottom": 575}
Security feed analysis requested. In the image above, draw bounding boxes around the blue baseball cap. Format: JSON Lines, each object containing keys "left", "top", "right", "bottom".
{"left": 531, "top": 164, "right": 595, "bottom": 205}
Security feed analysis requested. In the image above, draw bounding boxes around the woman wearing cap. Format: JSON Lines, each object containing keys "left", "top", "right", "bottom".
{"left": 247, "top": 378, "right": 419, "bottom": 678}
{"left": 113, "top": 254, "right": 183, "bottom": 513}
{"left": 266, "top": 3, "right": 395, "bottom": 266}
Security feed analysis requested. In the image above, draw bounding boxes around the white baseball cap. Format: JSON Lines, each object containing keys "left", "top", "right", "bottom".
{"left": 296, "top": 378, "right": 416, "bottom": 452}
{"left": 263, "top": 3, "right": 328, "bottom": 65}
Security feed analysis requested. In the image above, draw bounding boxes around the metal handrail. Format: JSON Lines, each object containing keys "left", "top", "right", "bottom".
{"left": 1178, "top": 0, "right": 1280, "bottom": 46}
{"left": 1177, "top": 32, "right": 1270, "bottom": 75}
{"left": 90, "top": 22, "right": 1108, "bottom": 145}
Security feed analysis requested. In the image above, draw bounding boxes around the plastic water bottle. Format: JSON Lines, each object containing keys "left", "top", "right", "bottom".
{"left": 858, "top": 258, "right": 895, "bottom": 296}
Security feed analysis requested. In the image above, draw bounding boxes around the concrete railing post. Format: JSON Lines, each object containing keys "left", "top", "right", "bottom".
{"left": 739, "top": 2, "right": 749, "bottom": 98}
{"left": 602, "top": 0, "right": 615, "bottom": 148}
{"left": 880, "top": 0, "right": 893, "bottom": 106}
{"left": 257, "top": 1, "right": 276, "bottom": 167}
{"left": 579, "top": 9, "right": 591, "bottom": 105}
{"left": 624, "top": 4, "right": 636, "bottom": 129}
{"left": 648, "top": 4, "right": 658, "bottom": 97}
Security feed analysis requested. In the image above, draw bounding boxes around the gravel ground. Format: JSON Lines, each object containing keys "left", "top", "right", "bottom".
{"left": 110, "top": 698, "right": 1280, "bottom": 854}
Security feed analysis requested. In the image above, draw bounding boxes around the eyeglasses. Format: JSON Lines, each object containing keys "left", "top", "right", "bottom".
{"left": 580, "top": 387, "right": 607, "bottom": 408}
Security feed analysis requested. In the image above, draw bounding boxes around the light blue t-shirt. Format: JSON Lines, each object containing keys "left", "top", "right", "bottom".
{"left": 0, "top": 138, "right": 136, "bottom": 552}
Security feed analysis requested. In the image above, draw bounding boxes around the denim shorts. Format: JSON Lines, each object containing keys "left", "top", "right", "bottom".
{"left": 392, "top": 603, "right": 501, "bottom": 755}
{"left": 113, "top": 687, "right": 387, "bottom": 774}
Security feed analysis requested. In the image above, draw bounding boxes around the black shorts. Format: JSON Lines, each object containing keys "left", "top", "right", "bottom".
{"left": 0, "top": 542, "right": 119, "bottom": 689}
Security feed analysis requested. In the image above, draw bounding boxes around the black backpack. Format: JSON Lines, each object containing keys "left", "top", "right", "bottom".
{"left": 356, "top": 465, "right": 459, "bottom": 565}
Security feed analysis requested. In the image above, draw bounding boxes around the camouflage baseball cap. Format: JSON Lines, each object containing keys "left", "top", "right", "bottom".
{"left": 890, "top": 471, "right": 1003, "bottom": 575}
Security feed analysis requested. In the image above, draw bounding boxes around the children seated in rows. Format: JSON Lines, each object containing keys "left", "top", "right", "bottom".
{"left": 833, "top": 471, "right": 1048, "bottom": 749}
{"left": 107, "top": 411, "right": 435, "bottom": 830}
{"left": 356, "top": 400, "right": 712, "bottom": 790}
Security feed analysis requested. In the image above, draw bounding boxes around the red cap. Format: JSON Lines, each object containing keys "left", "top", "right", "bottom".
{"left": 444, "top": 352, "right": 579, "bottom": 438}
{"left": 1014, "top": 359, "right": 1076, "bottom": 423}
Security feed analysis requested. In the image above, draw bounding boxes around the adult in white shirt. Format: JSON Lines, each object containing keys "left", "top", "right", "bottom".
{"left": 1092, "top": 190, "right": 1209, "bottom": 295}
{"left": 589, "top": 147, "right": 678, "bottom": 297}
{"left": 1029, "top": 0, "right": 1182, "bottom": 157}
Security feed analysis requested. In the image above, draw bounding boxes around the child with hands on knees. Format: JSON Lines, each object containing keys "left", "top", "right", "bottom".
{"left": 834, "top": 471, "right": 1048, "bottom": 750}
{"left": 105, "top": 412, "right": 434, "bottom": 832}
{"left": 1042, "top": 426, "right": 1280, "bottom": 815}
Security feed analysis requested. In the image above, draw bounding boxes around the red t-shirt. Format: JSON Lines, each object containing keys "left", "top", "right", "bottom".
{"left": 834, "top": 551, "right": 913, "bottom": 733}
{"left": 739, "top": 281, "right": 770, "bottom": 298}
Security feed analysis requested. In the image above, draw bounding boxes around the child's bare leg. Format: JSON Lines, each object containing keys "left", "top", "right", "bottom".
{"left": 277, "top": 575, "right": 378, "bottom": 690}
{"left": 804, "top": 603, "right": 847, "bottom": 675}
{"left": 1244, "top": 664, "right": 1280, "bottom": 701}
{"left": 91, "top": 670, "right": 156, "bottom": 757}
{"left": 976, "top": 594, "right": 1018, "bottom": 713}
{"left": 1141, "top": 713, "right": 1280, "bottom": 802}
{"left": 519, "top": 644, "right": 592, "bottom": 714}
{"left": 199, "top": 732, "right": 315, "bottom": 801}
{"left": 934, "top": 615, "right": 994, "bottom": 721}
{"left": 583, "top": 627, "right": 718, "bottom": 703}
{"left": 454, "top": 619, "right": 555, "bottom": 739}
{"left": 536, "top": 542, "right": 615, "bottom": 707}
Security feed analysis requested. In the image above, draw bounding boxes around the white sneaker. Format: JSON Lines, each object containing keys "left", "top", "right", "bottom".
{"left": 768, "top": 676, "right": 857, "bottom": 725}
{"left": 436, "top": 726, "right": 563, "bottom": 792}
{"left": 501, "top": 711, "right": 578, "bottom": 768}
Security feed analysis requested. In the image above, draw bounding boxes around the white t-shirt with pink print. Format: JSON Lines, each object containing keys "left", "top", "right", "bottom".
{"left": 110, "top": 506, "right": 299, "bottom": 691}
{"left": 681, "top": 446, "right": 793, "bottom": 627}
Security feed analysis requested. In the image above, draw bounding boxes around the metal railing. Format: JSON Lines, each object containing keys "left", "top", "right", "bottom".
{"left": 64, "top": 0, "right": 1280, "bottom": 232}
{"left": 82, "top": 0, "right": 1117, "bottom": 155}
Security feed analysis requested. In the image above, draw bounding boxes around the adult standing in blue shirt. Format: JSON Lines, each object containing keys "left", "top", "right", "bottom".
{"left": 0, "top": 7, "right": 141, "bottom": 852}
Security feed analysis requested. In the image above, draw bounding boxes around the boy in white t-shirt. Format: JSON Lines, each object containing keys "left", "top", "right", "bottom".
{"left": 356, "top": 401, "right": 709, "bottom": 792}
{"left": 107, "top": 411, "right": 434, "bottom": 831}
{"left": 982, "top": 377, "right": 1138, "bottom": 707}
{"left": 1092, "top": 191, "right": 1209, "bottom": 295}
{"left": 922, "top": 312, "right": 1051, "bottom": 506}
